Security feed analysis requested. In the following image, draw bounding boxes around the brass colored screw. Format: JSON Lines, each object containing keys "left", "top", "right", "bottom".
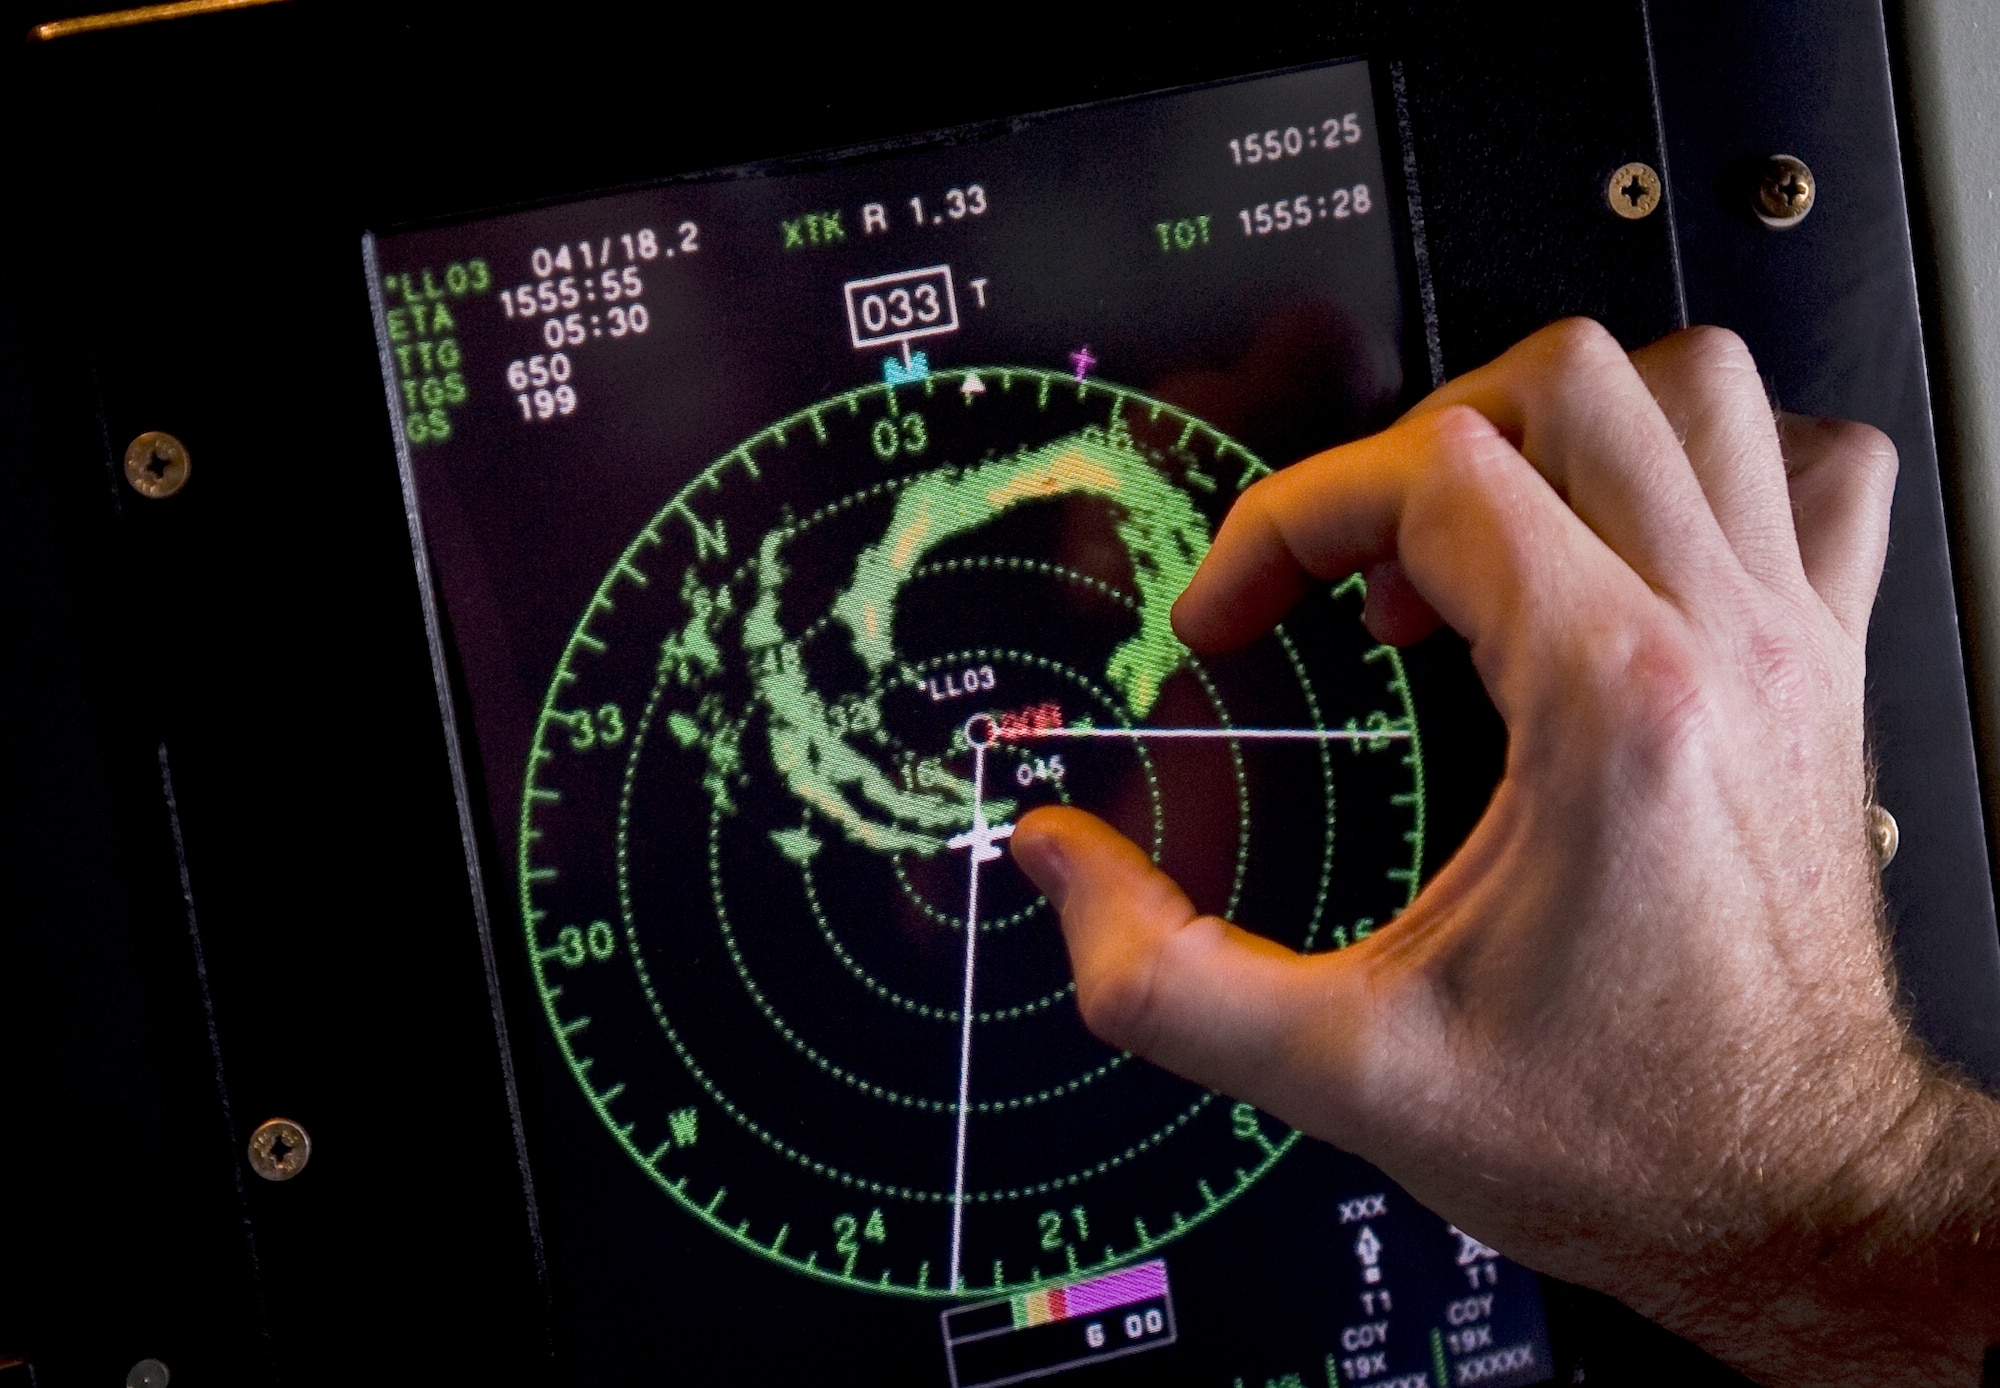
{"left": 248, "top": 1117, "right": 311, "bottom": 1181}
{"left": 1607, "top": 162, "right": 1662, "bottom": 220}
{"left": 1868, "top": 803, "right": 1899, "bottom": 869}
{"left": 123, "top": 432, "right": 191, "bottom": 499}
{"left": 1756, "top": 154, "right": 1815, "bottom": 228}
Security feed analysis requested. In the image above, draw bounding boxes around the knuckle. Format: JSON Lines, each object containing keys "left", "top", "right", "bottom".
{"left": 1074, "top": 957, "right": 1161, "bottom": 1053}
{"left": 1422, "top": 410, "right": 1529, "bottom": 508}
{"left": 1534, "top": 316, "right": 1625, "bottom": 374}
{"left": 1739, "top": 628, "right": 1820, "bottom": 720}
{"left": 1669, "top": 324, "right": 1757, "bottom": 378}
{"left": 1596, "top": 619, "right": 1717, "bottom": 774}
{"left": 1236, "top": 465, "right": 1287, "bottom": 522}
{"left": 1414, "top": 404, "right": 1522, "bottom": 497}
{"left": 1821, "top": 418, "right": 1899, "bottom": 486}
{"left": 1072, "top": 894, "right": 1202, "bottom": 1055}
{"left": 1421, "top": 401, "right": 1505, "bottom": 451}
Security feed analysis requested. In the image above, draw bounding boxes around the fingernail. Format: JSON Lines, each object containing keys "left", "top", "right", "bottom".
{"left": 1011, "top": 826, "right": 1071, "bottom": 912}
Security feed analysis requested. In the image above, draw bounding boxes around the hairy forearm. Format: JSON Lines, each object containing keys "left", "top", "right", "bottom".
{"left": 1672, "top": 1067, "right": 2000, "bottom": 1388}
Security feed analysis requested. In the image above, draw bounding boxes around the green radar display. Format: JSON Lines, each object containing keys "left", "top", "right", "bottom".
{"left": 519, "top": 367, "right": 1424, "bottom": 1299}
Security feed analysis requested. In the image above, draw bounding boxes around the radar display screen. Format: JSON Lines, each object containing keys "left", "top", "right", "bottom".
{"left": 368, "top": 56, "right": 1554, "bottom": 1388}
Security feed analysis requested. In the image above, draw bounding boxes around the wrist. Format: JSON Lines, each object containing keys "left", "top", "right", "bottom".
{"left": 1661, "top": 1060, "right": 2000, "bottom": 1386}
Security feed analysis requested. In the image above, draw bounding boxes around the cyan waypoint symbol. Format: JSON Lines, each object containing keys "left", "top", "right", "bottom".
{"left": 884, "top": 351, "right": 931, "bottom": 385}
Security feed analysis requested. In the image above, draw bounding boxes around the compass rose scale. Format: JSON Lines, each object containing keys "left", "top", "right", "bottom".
{"left": 517, "top": 366, "right": 1428, "bottom": 1298}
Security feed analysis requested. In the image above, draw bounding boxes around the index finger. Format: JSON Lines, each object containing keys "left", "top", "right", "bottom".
{"left": 1172, "top": 404, "right": 1651, "bottom": 728}
{"left": 1410, "top": 318, "right": 1741, "bottom": 602}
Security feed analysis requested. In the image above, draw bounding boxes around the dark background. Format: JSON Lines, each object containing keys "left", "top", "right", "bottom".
{"left": 0, "top": 2, "right": 1988, "bottom": 1385}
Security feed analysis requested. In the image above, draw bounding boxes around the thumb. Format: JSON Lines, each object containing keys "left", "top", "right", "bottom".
{"left": 1010, "top": 805, "right": 1378, "bottom": 1129}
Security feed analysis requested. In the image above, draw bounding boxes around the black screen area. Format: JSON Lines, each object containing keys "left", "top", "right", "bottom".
{"left": 370, "top": 57, "right": 1551, "bottom": 1388}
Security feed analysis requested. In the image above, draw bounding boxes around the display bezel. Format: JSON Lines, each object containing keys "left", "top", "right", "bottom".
{"left": 366, "top": 47, "right": 1511, "bottom": 1385}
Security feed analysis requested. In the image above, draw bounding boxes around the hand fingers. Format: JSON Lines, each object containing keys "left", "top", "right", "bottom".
{"left": 1628, "top": 328, "right": 1801, "bottom": 587}
{"left": 1360, "top": 558, "right": 1445, "bottom": 647}
{"left": 1410, "top": 318, "right": 1739, "bottom": 600}
{"left": 1779, "top": 414, "right": 1898, "bottom": 640}
{"left": 1010, "top": 805, "right": 1378, "bottom": 1125}
{"left": 1171, "top": 403, "right": 1649, "bottom": 726}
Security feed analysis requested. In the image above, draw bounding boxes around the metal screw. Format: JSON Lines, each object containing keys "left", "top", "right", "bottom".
{"left": 1756, "top": 154, "right": 1815, "bottom": 228}
{"left": 1606, "top": 161, "right": 1662, "bottom": 220}
{"left": 248, "top": 1117, "right": 311, "bottom": 1181}
{"left": 126, "top": 1360, "right": 170, "bottom": 1388}
{"left": 122, "top": 431, "right": 191, "bottom": 499}
{"left": 1868, "top": 803, "right": 1899, "bottom": 869}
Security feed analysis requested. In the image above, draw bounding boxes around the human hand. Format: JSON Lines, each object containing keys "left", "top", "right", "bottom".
{"left": 1010, "top": 321, "right": 2000, "bottom": 1385}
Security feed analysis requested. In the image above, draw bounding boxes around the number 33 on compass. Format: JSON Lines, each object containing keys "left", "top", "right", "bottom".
{"left": 520, "top": 366, "right": 1426, "bottom": 1297}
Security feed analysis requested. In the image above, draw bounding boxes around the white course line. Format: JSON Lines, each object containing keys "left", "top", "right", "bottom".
{"left": 944, "top": 721, "right": 1014, "bottom": 1293}
{"left": 1005, "top": 726, "right": 1410, "bottom": 742}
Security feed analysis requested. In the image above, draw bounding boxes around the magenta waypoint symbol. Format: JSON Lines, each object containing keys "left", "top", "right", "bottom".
{"left": 1069, "top": 346, "right": 1096, "bottom": 380}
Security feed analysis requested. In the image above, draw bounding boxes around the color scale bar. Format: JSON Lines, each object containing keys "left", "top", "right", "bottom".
{"left": 941, "top": 1260, "right": 1177, "bottom": 1388}
{"left": 1012, "top": 1259, "right": 1170, "bottom": 1328}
